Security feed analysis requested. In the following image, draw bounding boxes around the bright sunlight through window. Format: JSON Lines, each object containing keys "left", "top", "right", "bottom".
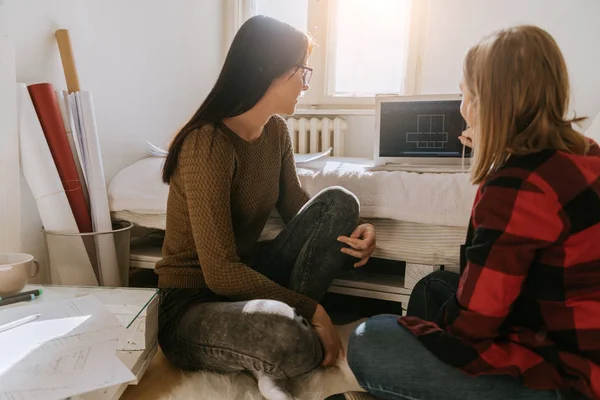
{"left": 332, "top": 0, "right": 411, "bottom": 96}
{"left": 247, "top": 0, "right": 415, "bottom": 102}
{"left": 254, "top": 0, "right": 308, "bottom": 32}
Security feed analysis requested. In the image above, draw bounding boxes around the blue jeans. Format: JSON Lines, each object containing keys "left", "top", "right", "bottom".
{"left": 346, "top": 271, "right": 578, "bottom": 400}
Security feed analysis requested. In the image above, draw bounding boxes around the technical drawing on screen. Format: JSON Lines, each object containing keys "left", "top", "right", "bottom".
{"left": 406, "top": 113, "right": 452, "bottom": 150}
{"left": 377, "top": 97, "right": 470, "bottom": 160}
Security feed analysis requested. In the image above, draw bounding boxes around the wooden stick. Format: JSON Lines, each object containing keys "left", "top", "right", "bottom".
{"left": 55, "top": 29, "right": 80, "bottom": 93}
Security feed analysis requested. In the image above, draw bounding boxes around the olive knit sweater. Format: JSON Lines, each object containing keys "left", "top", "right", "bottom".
{"left": 155, "top": 115, "right": 318, "bottom": 319}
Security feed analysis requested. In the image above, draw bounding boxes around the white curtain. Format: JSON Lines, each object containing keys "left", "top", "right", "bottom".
{"left": 0, "top": 37, "right": 20, "bottom": 253}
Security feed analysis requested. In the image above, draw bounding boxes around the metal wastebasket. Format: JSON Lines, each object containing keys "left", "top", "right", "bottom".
{"left": 42, "top": 221, "right": 133, "bottom": 287}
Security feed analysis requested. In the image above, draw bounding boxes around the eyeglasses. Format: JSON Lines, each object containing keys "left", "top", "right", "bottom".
{"left": 296, "top": 65, "right": 313, "bottom": 87}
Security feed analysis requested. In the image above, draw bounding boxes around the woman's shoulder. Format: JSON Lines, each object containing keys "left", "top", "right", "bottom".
{"left": 264, "top": 115, "right": 293, "bottom": 150}
{"left": 267, "top": 114, "right": 287, "bottom": 129}
{"left": 484, "top": 147, "right": 600, "bottom": 204}
{"left": 265, "top": 114, "right": 289, "bottom": 136}
{"left": 180, "top": 124, "right": 235, "bottom": 159}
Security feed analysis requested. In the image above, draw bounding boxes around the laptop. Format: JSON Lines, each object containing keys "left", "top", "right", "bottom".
{"left": 370, "top": 94, "right": 472, "bottom": 173}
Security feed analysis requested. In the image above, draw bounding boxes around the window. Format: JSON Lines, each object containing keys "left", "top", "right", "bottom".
{"left": 253, "top": 0, "right": 308, "bottom": 32}
{"left": 226, "top": 0, "right": 428, "bottom": 107}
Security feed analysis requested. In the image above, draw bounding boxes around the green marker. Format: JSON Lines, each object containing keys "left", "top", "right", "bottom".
{"left": 0, "top": 288, "right": 43, "bottom": 301}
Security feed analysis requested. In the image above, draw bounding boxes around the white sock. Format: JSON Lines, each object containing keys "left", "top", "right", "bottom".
{"left": 253, "top": 371, "right": 293, "bottom": 400}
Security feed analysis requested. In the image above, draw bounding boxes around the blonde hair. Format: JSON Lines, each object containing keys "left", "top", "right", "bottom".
{"left": 463, "top": 25, "right": 589, "bottom": 184}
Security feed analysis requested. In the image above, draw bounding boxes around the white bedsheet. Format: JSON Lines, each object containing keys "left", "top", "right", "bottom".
{"left": 108, "top": 157, "right": 477, "bottom": 227}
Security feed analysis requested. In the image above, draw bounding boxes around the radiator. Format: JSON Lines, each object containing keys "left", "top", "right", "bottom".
{"left": 285, "top": 117, "right": 346, "bottom": 156}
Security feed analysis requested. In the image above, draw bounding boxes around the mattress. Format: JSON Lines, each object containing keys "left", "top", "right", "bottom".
{"left": 112, "top": 211, "right": 466, "bottom": 266}
{"left": 108, "top": 157, "right": 477, "bottom": 227}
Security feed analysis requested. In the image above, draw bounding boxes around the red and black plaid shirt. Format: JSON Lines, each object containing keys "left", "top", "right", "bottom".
{"left": 400, "top": 142, "right": 600, "bottom": 399}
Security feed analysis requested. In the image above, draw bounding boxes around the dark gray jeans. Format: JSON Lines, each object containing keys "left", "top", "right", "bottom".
{"left": 158, "top": 187, "right": 360, "bottom": 379}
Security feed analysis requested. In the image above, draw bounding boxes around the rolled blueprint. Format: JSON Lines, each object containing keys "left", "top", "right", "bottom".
{"left": 69, "top": 91, "right": 121, "bottom": 287}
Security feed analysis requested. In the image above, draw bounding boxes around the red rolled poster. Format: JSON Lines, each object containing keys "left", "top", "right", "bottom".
{"left": 28, "top": 83, "right": 92, "bottom": 233}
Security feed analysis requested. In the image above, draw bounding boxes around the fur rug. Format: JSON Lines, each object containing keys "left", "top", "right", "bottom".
{"left": 159, "top": 320, "right": 365, "bottom": 400}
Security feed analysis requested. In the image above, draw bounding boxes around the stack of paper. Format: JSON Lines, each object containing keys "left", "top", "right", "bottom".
{"left": 0, "top": 296, "right": 135, "bottom": 400}
{"left": 105, "top": 296, "right": 158, "bottom": 353}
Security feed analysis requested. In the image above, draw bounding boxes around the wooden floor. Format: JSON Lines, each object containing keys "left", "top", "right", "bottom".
{"left": 121, "top": 348, "right": 183, "bottom": 400}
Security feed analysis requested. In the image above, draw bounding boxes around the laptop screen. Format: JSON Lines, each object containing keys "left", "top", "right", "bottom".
{"left": 379, "top": 99, "right": 472, "bottom": 158}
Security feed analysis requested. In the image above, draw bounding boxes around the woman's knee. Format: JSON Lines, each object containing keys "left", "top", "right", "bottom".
{"left": 427, "top": 269, "right": 460, "bottom": 284}
{"left": 347, "top": 315, "right": 399, "bottom": 377}
{"left": 348, "top": 315, "right": 422, "bottom": 391}
{"left": 413, "top": 269, "right": 459, "bottom": 294}
{"left": 315, "top": 186, "right": 360, "bottom": 219}
{"left": 242, "top": 299, "right": 297, "bottom": 320}
{"left": 246, "top": 300, "right": 322, "bottom": 377}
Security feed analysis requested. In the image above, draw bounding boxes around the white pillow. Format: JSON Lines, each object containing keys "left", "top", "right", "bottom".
{"left": 584, "top": 111, "right": 600, "bottom": 143}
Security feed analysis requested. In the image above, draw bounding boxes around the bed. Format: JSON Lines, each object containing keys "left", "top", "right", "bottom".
{"left": 109, "top": 156, "right": 476, "bottom": 266}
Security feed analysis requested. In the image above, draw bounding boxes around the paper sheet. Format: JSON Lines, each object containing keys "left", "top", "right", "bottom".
{"left": 294, "top": 148, "right": 332, "bottom": 165}
{"left": 16, "top": 84, "right": 98, "bottom": 286}
{"left": 0, "top": 342, "right": 133, "bottom": 400}
{"left": 0, "top": 295, "right": 125, "bottom": 362}
{"left": 0, "top": 296, "right": 134, "bottom": 400}
{"left": 69, "top": 92, "right": 121, "bottom": 287}
{"left": 104, "top": 304, "right": 147, "bottom": 351}
{"left": 68, "top": 92, "right": 89, "bottom": 188}
{"left": 146, "top": 141, "right": 169, "bottom": 157}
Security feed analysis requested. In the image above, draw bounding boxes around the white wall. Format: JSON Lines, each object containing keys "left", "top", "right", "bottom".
{"left": 420, "top": 0, "right": 600, "bottom": 123}
{"left": 0, "top": 0, "right": 223, "bottom": 281}
{"left": 0, "top": 38, "right": 20, "bottom": 255}
{"left": 344, "top": 0, "right": 600, "bottom": 159}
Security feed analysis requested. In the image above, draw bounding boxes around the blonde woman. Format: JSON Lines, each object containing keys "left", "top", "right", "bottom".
{"left": 331, "top": 26, "right": 599, "bottom": 400}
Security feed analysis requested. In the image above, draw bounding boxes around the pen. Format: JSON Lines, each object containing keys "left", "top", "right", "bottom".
{"left": 0, "top": 293, "right": 39, "bottom": 307}
{"left": 0, "top": 288, "right": 43, "bottom": 301}
{"left": 0, "top": 314, "right": 41, "bottom": 333}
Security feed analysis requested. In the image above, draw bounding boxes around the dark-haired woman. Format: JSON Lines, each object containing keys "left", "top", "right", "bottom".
{"left": 155, "top": 15, "right": 376, "bottom": 400}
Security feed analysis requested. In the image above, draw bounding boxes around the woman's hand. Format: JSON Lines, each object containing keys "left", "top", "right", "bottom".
{"left": 459, "top": 128, "right": 474, "bottom": 148}
{"left": 337, "top": 223, "right": 376, "bottom": 267}
{"left": 311, "top": 304, "right": 342, "bottom": 367}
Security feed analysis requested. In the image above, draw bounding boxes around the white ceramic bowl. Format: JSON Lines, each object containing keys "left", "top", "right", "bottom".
{"left": 0, "top": 253, "right": 39, "bottom": 296}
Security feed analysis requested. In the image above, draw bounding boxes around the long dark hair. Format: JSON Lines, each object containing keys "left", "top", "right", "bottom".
{"left": 162, "top": 15, "right": 311, "bottom": 183}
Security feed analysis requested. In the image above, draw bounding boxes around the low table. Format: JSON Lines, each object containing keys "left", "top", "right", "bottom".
{"left": 1, "top": 285, "right": 158, "bottom": 400}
